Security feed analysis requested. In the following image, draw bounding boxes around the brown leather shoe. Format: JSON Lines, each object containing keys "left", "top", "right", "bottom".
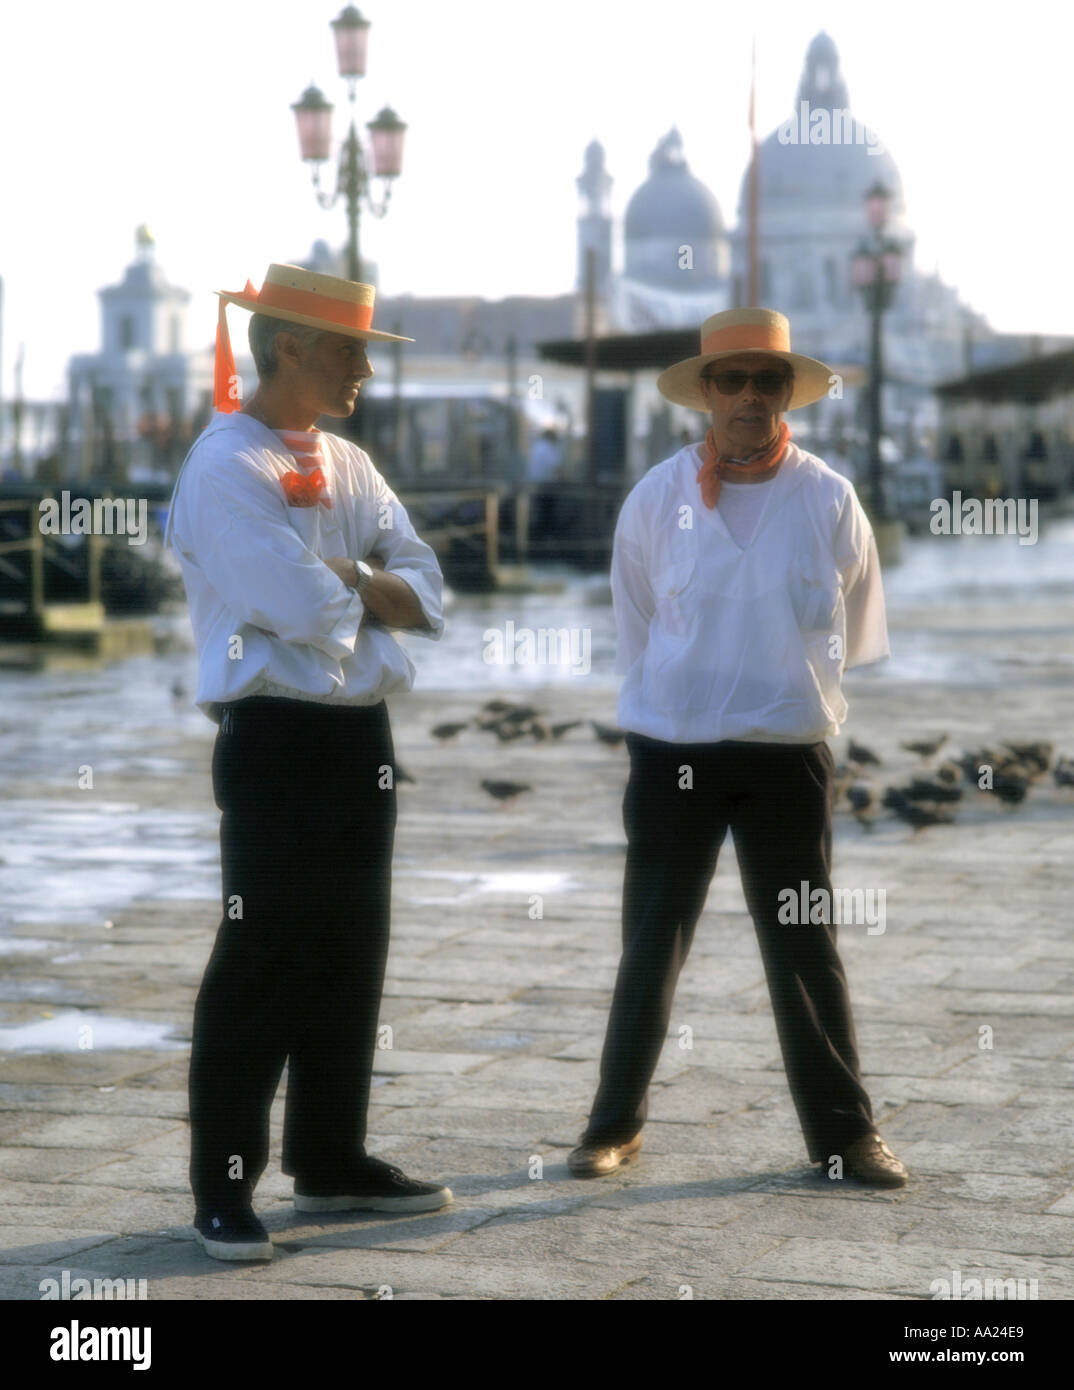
{"left": 841, "top": 1133, "right": 909, "bottom": 1187}
{"left": 567, "top": 1132, "right": 642, "bottom": 1178}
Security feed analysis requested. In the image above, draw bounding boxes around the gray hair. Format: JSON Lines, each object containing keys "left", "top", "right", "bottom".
{"left": 248, "top": 313, "right": 324, "bottom": 379}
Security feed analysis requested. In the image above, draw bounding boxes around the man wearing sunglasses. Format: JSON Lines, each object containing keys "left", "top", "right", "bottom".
{"left": 569, "top": 308, "right": 907, "bottom": 1189}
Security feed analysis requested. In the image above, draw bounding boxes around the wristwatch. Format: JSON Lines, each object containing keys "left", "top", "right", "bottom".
{"left": 353, "top": 560, "right": 374, "bottom": 593}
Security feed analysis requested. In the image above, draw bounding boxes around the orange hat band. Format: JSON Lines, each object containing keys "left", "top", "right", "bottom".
{"left": 256, "top": 281, "right": 375, "bottom": 332}
{"left": 700, "top": 323, "right": 789, "bottom": 355}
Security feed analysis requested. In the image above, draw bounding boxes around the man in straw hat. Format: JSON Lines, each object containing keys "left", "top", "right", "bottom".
{"left": 166, "top": 264, "right": 452, "bottom": 1261}
{"left": 568, "top": 308, "right": 908, "bottom": 1188}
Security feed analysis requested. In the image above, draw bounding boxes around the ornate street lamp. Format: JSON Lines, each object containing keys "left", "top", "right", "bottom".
{"left": 291, "top": 7, "right": 406, "bottom": 283}
{"left": 851, "top": 182, "right": 903, "bottom": 524}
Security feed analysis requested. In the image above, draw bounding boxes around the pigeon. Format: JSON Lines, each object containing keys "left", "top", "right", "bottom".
{"left": 900, "top": 778, "right": 964, "bottom": 804}
{"left": 591, "top": 721, "right": 627, "bottom": 747}
{"left": 958, "top": 747, "right": 1013, "bottom": 784}
{"left": 1054, "top": 757, "right": 1074, "bottom": 789}
{"left": 480, "top": 699, "right": 515, "bottom": 716}
{"left": 884, "top": 790, "right": 956, "bottom": 830}
{"left": 431, "top": 721, "right": 469, "bottom": 741}
{"left": 986, "top": 767, "right": 1031, "bottom": 806}
{"left": 480, "top": 779, "right": 532, "bottom": 802}
{"left": 846, "top": 782, "right": 876, "bottom": 829}
{"left": 1001, "top": 742, "right": 1053, "bottom": 779}
{"left": 550, "top": 720, "right": 583, "bottom": 740}
{"left": 497, "top": 704, "right": 541, "bottom": 726}
{"left": 492, "top": 722, "right": 529, "bottom": 743}
{"left": 847, "top": 738, "right": 882, "bottom": 768}
{"left": 901, "top": 733, "right": 948, "bottom": 759}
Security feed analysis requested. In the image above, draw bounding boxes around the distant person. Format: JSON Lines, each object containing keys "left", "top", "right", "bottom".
{"left": 165, "top": 263, "right": 452, "bottom": 1262}
{"left": 569, "top": 308, "right": 907, "bottom": 1189}
{"left": 527, "top": 427, "right": 565, "bottom": 484}
{"left": 527, "top": 427, "right": 565, "bottom": 537}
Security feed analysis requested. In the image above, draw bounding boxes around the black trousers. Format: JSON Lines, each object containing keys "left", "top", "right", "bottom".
{"left": 584, "top": 734, "right": 875, "bottom": 1162}
{"left": 188, "top": 695, "right": 397, "bottom": 1208}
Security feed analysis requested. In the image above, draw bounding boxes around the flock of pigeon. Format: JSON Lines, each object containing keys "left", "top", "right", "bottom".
{"left": 428, "top": 700, "right": 627, "bottom": 803}
{"left": 419, "top": 709, "right": 1074, "bottom": 822}
{"left": 838, "top": 734, "right": 1074, "bottom": 832}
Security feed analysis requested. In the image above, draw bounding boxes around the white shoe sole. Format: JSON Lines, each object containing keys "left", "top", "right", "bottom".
{"left": 195, "top": 1228, "right": 274, "bottom": 1261}
{"left": 294, "top": 1186, "right": 453, "bottom": 1214}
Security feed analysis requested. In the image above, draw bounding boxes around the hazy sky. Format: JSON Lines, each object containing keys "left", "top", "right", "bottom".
{"left": 3, "top": 0, "right": 1071, "bottom": 399}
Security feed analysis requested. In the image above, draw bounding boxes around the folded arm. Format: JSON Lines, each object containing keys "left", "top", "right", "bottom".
{"left": 175, "top": 460, "right": 366, "bottom": 660}
{"left": 331, "top": 482, "right": 445, "bottom": 639}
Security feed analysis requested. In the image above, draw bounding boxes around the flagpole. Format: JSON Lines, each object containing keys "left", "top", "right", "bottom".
{"left": 747, "top": 34, "right": 760, "bottom": 306}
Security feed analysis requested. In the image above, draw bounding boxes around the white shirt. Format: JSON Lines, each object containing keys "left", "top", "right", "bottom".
{"left": 612, "top": 441, "right": 889, "bottom": 745}
{"left": 715, "top": 473, "right": 775, "bottom": 549}
{"left": 528, "top": 436, "right": 563, "bottom": 483}
{"left": 165, "top": 411, "right": 444, "bottom": 716}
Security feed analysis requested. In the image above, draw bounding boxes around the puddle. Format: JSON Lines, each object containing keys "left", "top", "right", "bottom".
{"left": 0, "top": 937, "right": 53, "bottom": 955}
{"left": 0, "top": 1009, "right": 186, "bottom": 1052}
{"left": 0, "top": 802, "right": 219, "bottom": 925}
{"left": 401, "top": 869, "right": 575, "bottom": 904}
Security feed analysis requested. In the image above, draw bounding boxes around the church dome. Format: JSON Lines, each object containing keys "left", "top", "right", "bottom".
{"left": 624, "top": 129, "right": 726, "bottom": 289}
{"left": 625, "top": 128, "right": 724, "bottom": 243}
{"left": 737, "top": 32, "right": 904, "bottom": 220}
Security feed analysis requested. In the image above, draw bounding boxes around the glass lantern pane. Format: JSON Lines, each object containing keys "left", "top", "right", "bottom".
{"left": 370, "top": 126, "right": 405, "bottom": 177}
{"left": 296, "top": 107, "right": 333, "bottom": 161}
{"left": 334, "top": 26, "right": 369, "bottom": 77}
{"left": 851, "top": 256, "right": 875, "bottom": 288}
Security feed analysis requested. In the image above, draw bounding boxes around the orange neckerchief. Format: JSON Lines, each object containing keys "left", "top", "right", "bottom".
{"left": 696, "top": 420, "right": 791, "bottom": 509}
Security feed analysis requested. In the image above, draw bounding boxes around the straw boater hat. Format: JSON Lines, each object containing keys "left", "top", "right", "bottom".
{"left": 656, "top": 308, "right": 833, "bottom": 412}
{"left": 217, "top": 263, "right": 413, "bottom": 343}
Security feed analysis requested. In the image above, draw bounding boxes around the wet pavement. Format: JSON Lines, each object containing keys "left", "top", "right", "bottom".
{"left": 2, "top": 531, "right": 1074, "bottom": 1300}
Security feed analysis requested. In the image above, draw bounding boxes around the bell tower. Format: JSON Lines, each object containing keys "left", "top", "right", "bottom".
{"left": 575, "top": 139, "right": 613, "bottom": 296}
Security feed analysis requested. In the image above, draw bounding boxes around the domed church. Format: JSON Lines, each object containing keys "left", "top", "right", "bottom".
{"left": 582, "top": 30, "right": 1040, "bottom": 450}
{"left": 611, "top": 128, "right": 731, "bottom": 330}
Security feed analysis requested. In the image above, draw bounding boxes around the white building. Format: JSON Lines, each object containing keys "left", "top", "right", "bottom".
{"left": 66, "top": 227, "right": 219, "bottom": 481}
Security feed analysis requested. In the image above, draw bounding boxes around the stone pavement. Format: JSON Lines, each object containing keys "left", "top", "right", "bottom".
{"left": 2, "top": 665, "right": 1073, "bottom": 1301}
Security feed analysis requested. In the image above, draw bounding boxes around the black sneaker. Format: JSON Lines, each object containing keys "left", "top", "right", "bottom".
{"left": 194, "top": 1206, "right": 274, "bottom": 1261}
{"left": 294, "top": 1157, "right": 453, "bottom": 1214}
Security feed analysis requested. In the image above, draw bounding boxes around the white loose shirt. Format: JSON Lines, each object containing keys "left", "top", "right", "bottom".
{"left": 166, "top": 411, "right": 444, "bottom": 716}
{"left": 715, "top": 474, "right": 774, "bottom": 549}
{"left": 612, "top": 440, "right": 889, "bottom": 745}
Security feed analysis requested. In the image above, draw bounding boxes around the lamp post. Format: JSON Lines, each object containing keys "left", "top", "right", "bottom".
{"left": 850, "top": 182, "right": 903, "bottom": 527}
{"left": 291, "top": 6, "right": 407, "bottom": 283}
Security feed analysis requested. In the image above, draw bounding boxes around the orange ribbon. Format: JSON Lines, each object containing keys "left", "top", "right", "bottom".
{"left": 696, "top": 420, "right": 791, "bottom": 509}
{"left": 214, "top": 281, "right": 258, "bottom": 413}
{"left": 281, "top": 467, "right": 333, "bottom": 509}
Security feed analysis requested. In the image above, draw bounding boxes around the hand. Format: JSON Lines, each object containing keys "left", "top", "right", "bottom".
{"left": 324, "top": 556, "right": 357, "bottom": 586}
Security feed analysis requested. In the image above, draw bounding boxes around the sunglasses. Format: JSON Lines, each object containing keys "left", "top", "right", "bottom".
{"left": 701, "top": 369, "right": 790, "bottom": 396}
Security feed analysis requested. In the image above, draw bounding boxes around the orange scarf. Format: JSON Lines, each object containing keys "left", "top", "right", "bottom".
{"left": 696, "top": 420, "right": 791, "bottom": 509}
